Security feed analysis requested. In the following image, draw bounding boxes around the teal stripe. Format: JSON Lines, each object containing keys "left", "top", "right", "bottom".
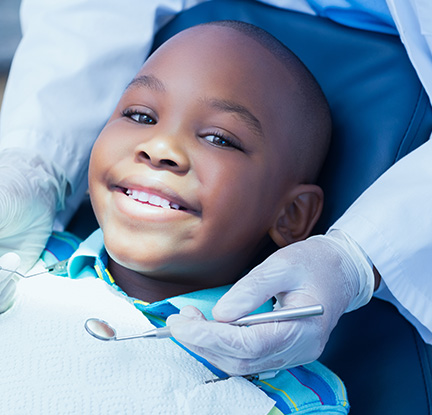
{"left": 288, "top": 366, "right": 336, "bottom": 406}
{"left": 43, "top": 231, "right": 82, "bottom": 262}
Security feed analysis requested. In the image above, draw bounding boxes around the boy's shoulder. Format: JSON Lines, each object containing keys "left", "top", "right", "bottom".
{"left": 41, "top": 231, "right": 82, "bottom": 265}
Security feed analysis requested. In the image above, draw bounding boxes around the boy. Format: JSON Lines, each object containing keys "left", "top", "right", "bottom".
{"left": 0, "top": 21, "right": 348, "bottom": 414}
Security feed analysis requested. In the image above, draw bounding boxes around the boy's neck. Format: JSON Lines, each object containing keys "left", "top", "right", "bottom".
{"left": 106, "top": 235, "right": 279, "bottom": 303}
{"left": 108, "top": 257, "right": 220, "bottom": 303}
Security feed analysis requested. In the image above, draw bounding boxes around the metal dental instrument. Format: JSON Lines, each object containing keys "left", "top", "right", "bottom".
{"left": 205, "top": 370, "right": 281, "bottom": 384}
{"left": 84, "top": 304, "right": 324, "bottom": 342}
{"left": 0, "top": 259, "right": 69, "bottom": 279}
{"left": 85, "top": 318, "right": 173, "bottom": 341}
{"left": 43, "top": 259, "right": 69, "bottom": 276}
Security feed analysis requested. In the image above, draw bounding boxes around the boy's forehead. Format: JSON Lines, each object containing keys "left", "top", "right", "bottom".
{"left": 157, "top": 24, "right": 256, "bottom": 54}
{"left": 145, "top": 25, "right": 286, "bottom": 81}
{"left": 139, "top": 25, "right": 296, "bottom": 112}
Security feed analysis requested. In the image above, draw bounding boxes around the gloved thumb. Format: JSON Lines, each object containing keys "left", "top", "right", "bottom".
{"left": 212, "top": 256, "right": 288, "bottom": 322}
{"left": 0, "top": 252, "right": 21, "bottom": 274}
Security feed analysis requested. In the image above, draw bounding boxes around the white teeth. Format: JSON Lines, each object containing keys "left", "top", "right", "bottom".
{"left": 149, "top": 195, "right": 161, "bottom": 205}
{"left": 160, "top": 199, "right": 171, "bottom": 209}
{"left": 126, "top": 188, "right": 181, "bottom": 210}
{"left": 138, "top": 192, "right": 149, "bottom": 203}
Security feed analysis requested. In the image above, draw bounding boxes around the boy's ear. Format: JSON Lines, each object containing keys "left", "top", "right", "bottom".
{"left": 268, "top": 184, "right": 324, "bottom": 247}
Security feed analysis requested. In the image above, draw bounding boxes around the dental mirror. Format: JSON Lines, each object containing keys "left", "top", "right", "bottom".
{"left": 85, "top": 318, "right": 172, "bottom": 341}
{"left": 85, "top": 318, "right": 117, "bottom": 341}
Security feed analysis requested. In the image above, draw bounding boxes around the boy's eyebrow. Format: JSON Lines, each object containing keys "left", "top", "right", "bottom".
{"left": 126, "top": 75, "right": 263, "bottom": 138}
{"left": 204, "top": 98, "right": 263, "bottom": 138}
{"left": 126, "top": 75, "right": 166, "bottom": 92}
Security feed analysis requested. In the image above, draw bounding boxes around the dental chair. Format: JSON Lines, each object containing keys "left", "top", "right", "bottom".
{"left": 68, "top": 1, "right": 432, "bottom": 413}
{"left": 150, "top": 2, "right": 432, "bottom": 414}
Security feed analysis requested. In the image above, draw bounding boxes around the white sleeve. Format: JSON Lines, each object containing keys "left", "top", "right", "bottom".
{"left": 331, "top": 137, "right": 432, "bottom": 343}
{"left": 0, "top": 0, "right": 205, "bottom": 227}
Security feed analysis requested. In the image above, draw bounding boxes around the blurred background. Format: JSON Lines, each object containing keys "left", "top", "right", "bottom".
{"left": 0, "top": 0, "right": 22, "bottom": 110}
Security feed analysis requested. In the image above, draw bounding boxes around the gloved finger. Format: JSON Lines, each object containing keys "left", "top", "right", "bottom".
{"left": 179, "top": 305, "right": 206, "bottom": 319}
{"left": 0, "top": 252, "right": 21, "bottom": 284}
{"left": 171, "top": 317, "right": 322, "bottom": 375}
{"left": 171, "top": 316, "right": 295, "bottom": 358}
{"left": 166, "top": 305, "right": 206, "bottom": 326}
{"left": 212, "top": 262, "right": 291, "bottom": 322}
{"left": 176, "top": 314, "right": 323, "bottom": 358}
{"left": 0, "top": 279, "right": 17, "bottom": 314}
{"left": 212, "top": 249, "right": 310, "bottom": 322}
{"left": 171, "top": 318, "right": 284, "bottom": 357}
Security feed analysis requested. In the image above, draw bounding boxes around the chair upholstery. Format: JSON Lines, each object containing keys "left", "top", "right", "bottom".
{"left": 148, "top": 1, "right": 432, "bottom": 414}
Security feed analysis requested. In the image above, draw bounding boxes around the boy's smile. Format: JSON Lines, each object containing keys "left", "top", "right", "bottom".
{"left": 88, "top": 24, "right": 322, "bottom": 301}
{"left": 112, "top": 177, "right": 201, "bottom": 220}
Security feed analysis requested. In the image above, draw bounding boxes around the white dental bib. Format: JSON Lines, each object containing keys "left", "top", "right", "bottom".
{"left": 0, "top": 274, "right": 274, "bottom": 414}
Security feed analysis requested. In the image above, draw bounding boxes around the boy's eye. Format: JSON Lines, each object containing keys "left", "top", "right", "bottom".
{"left": 202, "top": 133, "right": 242, "bottom": 151}
{"left": 123, "top": 109, "right": 156, "bottom": 125}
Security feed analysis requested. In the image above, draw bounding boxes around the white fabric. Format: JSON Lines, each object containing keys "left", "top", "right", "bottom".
{"left": 1, "top": 0, "right": 431, "bottom": 342}
{"left": 0, "top": 273, "right": 274, "bottom": 414}
{"left": 331, "top": 138, "right": 432, "bottom": 343}
{"left": 386, "top": 0, "right": 432, "bottom": 104}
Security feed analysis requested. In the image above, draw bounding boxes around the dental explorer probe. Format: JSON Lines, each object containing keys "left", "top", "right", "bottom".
{"left": 0, "top": 258, "right": 69, "bottom": 279}
{"left": 84, "top": 304, "right": 324, "bottom": 341}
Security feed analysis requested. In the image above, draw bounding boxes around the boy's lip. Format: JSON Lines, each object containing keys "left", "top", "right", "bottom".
{"left": 112, "top": 177, "right": 201, "bottom": 215}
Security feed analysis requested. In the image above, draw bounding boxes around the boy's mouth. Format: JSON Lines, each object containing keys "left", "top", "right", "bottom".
{"left": 124, "top": 188, "right": 186, "bottom": 211}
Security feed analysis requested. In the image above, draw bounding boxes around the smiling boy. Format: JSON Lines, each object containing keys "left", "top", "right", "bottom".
{"left": 89, "top": 20, "right": 331, "bottom": 304}
{"left": 81, "top": 20, "right": 347, "bottom": 413}
{"left": 0, "top": 21, "right": 348, "bottom": 414}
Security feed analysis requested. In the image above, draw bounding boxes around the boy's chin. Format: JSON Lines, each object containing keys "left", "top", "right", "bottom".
{"left": 107, "top": 250, "right": 244, "bottom": 290}
{"left": 106, "top": 249, "right": 187, "bottom": 280}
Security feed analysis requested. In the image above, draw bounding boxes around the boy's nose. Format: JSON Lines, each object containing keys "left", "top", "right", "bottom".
{"left": 134, "top": 136, "right": 190, "bottom": 172}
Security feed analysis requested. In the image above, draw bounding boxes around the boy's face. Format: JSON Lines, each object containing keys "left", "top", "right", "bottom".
{"left": 89, "top": 26, "right": 300, "bottom": 289}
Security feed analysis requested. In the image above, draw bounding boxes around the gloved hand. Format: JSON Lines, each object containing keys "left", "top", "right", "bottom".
{"left": 0, "top": 252, "right": 20, "bottom": 313}
{"left": 167, "top": 229, "right": 375, "bottom": 375}
{"left": 0, "top": 148, "right": 67, "bottom": 272}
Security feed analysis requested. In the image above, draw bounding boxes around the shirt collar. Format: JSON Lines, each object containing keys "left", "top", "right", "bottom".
{"left": 68, "top": 228, "right": 273, "bottom": 320}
